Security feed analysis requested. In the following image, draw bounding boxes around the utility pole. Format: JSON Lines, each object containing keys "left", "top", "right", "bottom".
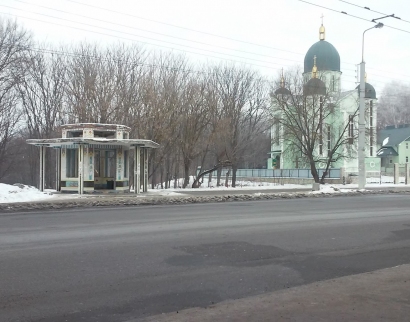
{"left": 358, "top": 15, "right": 394, "bottom": 189}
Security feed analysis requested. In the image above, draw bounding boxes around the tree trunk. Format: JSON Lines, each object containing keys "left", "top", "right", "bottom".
{"left": 173, "top": 161, "right": 179, "bottom": 188}
{"left": 320, "top": 171, "right": 328, "bottom": 184}
{"left": 231, "top": 165, "right": 237, "bottom": 187}
{"left": 225, "top": 169, "right": 230, "bottom": 187}
{"left": 192, "top": 160, "right": 232, "bottom": 188}
{"left": 310, "top": 161, "right": 320, "bottom": 183}
{"left": 183, "top": 161, "right": 190, "bottom": 188}
{"left": 217, "top": 167, "right": 222, "bottom": 186}
{"left": 320, "top": 160, "right": 332, "bottom": 184}
{"left": 160, "top": 164, "right": 164, "bottom": 189}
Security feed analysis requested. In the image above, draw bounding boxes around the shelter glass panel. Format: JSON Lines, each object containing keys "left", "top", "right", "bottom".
{"left": 105, "top": 150, "right": 116, "bottom": 177}
{"left": 66, "top": 148, "right": 78, "bottom": 178}
{"left": 124, "top": 150, "right": 128, "bottom": 178}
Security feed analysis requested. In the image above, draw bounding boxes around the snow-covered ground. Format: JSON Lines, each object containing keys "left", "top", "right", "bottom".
{"left": 0, "top": 183, "right": 77, "bottom": 203}
{"left": 0, "top": 177, "right": 408, "bottom": 204}
{"left": 0, "top": 183, "right": 57, "bottom": 204}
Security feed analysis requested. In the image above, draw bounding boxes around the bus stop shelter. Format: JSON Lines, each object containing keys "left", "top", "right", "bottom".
{"left": 26, "top": 123, "right": 159, "bottom": 194}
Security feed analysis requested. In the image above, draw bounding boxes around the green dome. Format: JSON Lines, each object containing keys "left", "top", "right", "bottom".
{"left": 274, "top": 87, "right": 291, "bottom": 95}
{"left": 303, "top": 78, "right": 326, "bottom": 96}
{"left": 356, "top": 83, "right": 377, "bottom": 99}
{"left": 304, "top": 40, "right": 340, "bottom": 73}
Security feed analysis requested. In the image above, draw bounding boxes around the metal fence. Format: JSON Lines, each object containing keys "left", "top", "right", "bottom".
{"left": 204, "top": 168, "right": 341, "bottom": 179}
{"left": 366, "top": 166, "right": 407, "bottom": 184}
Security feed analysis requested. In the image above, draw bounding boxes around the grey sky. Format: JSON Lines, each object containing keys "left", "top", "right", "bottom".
{"left": 2, "top": 0, "right": 409, "bottom": 92}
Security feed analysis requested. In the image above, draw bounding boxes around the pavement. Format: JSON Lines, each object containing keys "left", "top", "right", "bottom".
{"left": 141, "top": 264, "right": 410, "bottom": 322}
{"left": 1, "top": 195, "right": 410, "bottom": 321}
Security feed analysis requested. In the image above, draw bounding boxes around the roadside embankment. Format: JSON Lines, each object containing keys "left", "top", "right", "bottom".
{"left": 1, "top": 188, "right": 409, "bottom": 212}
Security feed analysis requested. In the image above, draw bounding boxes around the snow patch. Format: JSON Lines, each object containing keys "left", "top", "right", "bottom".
{"left": 382, "top": 137, "right": 389, "bottom": 146}
{"left": 0, "top": 183, "right": 55, "bottom": 203}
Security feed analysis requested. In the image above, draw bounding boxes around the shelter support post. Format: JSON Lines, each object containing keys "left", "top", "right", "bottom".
{"left": 143, "top": 148, "right": 149, "bottom": 192}
{"left": 134, "top": 146, "right": 141, "bottom": 194}
{"left": 406, "top": 163, "right": 409, "bottom": 185}
{"left": 78, "top": 145, "right": 84, "bottom": 195}
{"left": 39, "top": 146, "right": 46, "bottom": 192}
{"left": 56, "top": 148, "right": 61, "bottom": 191}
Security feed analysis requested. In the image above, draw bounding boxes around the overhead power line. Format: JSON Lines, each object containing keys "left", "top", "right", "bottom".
{"left": 298, "top": 0, "right": 410, "bottom": 34}
{"left": 61, "top": 0, "right": 301, "bottom": 55}
{"left": 2, "top": 2, "right": 409, "bottom": 86}
{"left": 9, "top": 1, "right": 304, "bottom": 64}
{"left": 7, "top": 1, "right": 406, "bottom": 79}
{"left": 6, "top": 42, "right": 405, "bottom": 89}
{"left": 0, "top": 10, "right": 293, "bottom": 71}
{"left": 338, "top": 0, "right": 410, "bottom": 24}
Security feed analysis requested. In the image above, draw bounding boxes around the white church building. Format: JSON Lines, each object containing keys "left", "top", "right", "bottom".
{"left": 268, "top": 23, "right": 380, "bottom": 175}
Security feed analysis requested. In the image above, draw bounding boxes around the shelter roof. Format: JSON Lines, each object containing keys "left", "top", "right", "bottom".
{"left": 60, "top": 123, "right": 131, "bottom": 131}
{"left": 26, "top": 138, "right": 159, "bottom": 149}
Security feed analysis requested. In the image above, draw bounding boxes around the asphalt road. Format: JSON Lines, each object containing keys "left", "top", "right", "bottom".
{"left": 170, "top": 185, "right": 410, "bottom": 196}
{"left": 1, "top": 194, "right": 410, "bottom": 321}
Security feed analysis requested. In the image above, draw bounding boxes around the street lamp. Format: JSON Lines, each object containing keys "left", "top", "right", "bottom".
{"left": 358, "top": 22, "right": 383, "bottom": 189}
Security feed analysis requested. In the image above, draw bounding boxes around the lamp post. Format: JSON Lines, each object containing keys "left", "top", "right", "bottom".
{"left": 358, "top": 22, "right": 383, "bottom": 189}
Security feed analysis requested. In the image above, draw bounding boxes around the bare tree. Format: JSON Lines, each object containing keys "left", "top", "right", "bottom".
{"left": 213, "top": 65, "right": 269, "bottom": 187}
{"left": 271, "top": 69, "right": 358, "bottom": 183}
{"left": 0, "top": 18, "right": 31, "bottom": 181}
{"left": 19, "top": 48, "right": 66, "bottom": 138}
{"left": 377, "top": 81, "right": 410, "bottom": 129}
{"left": 136, "top": 53, "right": 190, "bottom": 188}
{"left": 17, "top": 47, "right": 67, "bottom": 187}
{"left": 178, "top": 74, "right": 213, "bottom": 188}
{"left": 65, "top": 43, "right": 144, "bottom": 124}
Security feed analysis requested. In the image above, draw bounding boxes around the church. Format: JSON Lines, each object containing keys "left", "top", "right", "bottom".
{"left": 268, "top": 23, "right": 380, "bottom": 176}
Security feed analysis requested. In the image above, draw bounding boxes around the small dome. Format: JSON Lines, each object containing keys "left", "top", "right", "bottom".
{"left": 356, "top": 83, "right": 377, "bottom": 99}
{"left": 319, "top": 25, "right": 325, "bottom": 33}
{"left": 274, "top": 87, "right": 291, "bottom": 95}
{"left": 304, "top": 78, "right": 326, "bottom": 96}
{"left": 304, "top": 40, "right": 340, "bottom": 73}
{"left": 319, "top": 25, "right": 325, "bottom": 40}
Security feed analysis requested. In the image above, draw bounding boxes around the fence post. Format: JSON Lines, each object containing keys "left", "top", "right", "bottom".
{"left": 394, "top": 163, "right": 399, "bottom": 184}
{"left": 340, "top": 167, "right": 345, "bottom": 185}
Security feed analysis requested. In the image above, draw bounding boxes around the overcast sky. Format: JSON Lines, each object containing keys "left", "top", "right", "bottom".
{"left": 2, "top": 0, "right": 409, "bottom": 92}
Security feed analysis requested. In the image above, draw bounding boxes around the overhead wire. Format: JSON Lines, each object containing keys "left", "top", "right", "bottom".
{"left": 18, "top": 44, "right": 406, "bottom": 90}
{"left": 0, "top": 6, "right": 300, "bottom": 69}
{"left": 1, "top": 21, "right": 403, "bottom": 89}
{"left": 1, "top": 1, "right": 408, "bottom": 87}
{"left": 25, "top": 0, "right": 361, "bottom": 71}
{"left": 6, "top": 1, "right": 359, "bottom": 74}
{"left": 338, "top": 0, "right": 410, "bottom": 24}
{"left": 11, "top": 0, "right": 303, "bottom": 63}
{"left": 24, "top": 0, "right": 406, "bottom": 79}
{"left": 297, "top": 0, "right": 410, "bottom": 81}
{"left": 62, "top": 0, "right": 302, "bottom": 55}
{"left": 297, "top": 0, "right": 410, "bottom": 34}
{"left": 66, "top": 0, "right": 410, "bottom": 73}
{"left": 0, "top": 11, "right": 292, "bottom": 73}
{"left": 6, "top": 43, "right": 404, "bottom": 91}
